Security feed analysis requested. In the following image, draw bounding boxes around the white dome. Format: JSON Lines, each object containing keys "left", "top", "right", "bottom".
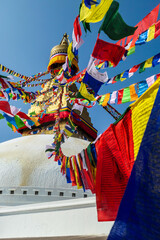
{"left": 0, "top": 135, "right": 89, "bottom": 189}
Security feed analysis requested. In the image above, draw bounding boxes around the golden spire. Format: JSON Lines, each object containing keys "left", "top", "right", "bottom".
{"left": 47, "top": 33, "right": 79, "bottom": 74}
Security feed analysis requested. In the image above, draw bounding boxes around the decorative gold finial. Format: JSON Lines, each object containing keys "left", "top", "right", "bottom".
{"left": 60, "top": 33, "right": 69, "bottom": 46}
{"left": 47, "top": 33, "right": 79, "bottom": 74}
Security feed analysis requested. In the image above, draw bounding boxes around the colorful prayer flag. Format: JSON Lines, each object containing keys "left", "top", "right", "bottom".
{"left": 77, "top": 82, "right": 96, "bottom": 101}
{"left": 92, "top": 38, "right": 126, "bottom": 66}
{"left": 99, "top": 1, "right": 137, "bottom": 40}
{"left": 83, "top": 61, "right": 108, "bottom": 94}
{"left": 80, "top": 0, "right": 113, "bottom": 23}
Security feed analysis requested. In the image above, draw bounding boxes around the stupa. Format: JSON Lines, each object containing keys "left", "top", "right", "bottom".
{"left": 0, "top": 33, "right": 98, "bottom": 205}
{"left": 0, "top": 34, "right": 114, "bottom": 239}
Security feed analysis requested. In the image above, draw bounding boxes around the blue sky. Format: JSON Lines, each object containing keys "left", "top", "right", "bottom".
{"left": 0, "top": 0, "right": 159, "bottom": 143}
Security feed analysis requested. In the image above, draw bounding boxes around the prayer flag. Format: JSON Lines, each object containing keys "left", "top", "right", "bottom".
{"left": 92, "top": 38, "right": 126, "bottom": 66}
{"left": 80, "top": 0, "right": 113, "bottom": 23}
{"left": 144, "top": 56, "right": 153, "bottom": 68}
{"left": 99, "top": 1, "right": 137, "bottom": 40}
{"left": 146, "top": 24, "right": 155, "bottom": 42}
{"left": 3, "top": 113, "right": 18, "bottom": 129}
{"left": 95, "top": 109, "right": 134, "bottom": 221}
{"left": 129, "top": 84, "right": 138, "bottom": 101}
{"left": 152, "top": 53, "right": 160, "bottom": 67}
{"left": 82, "top": 20, "right": 91, "bottom": 33}
{"left": 102, "top": 93, "right": 110, "bottom": 106}
{"left": 14, "top": 115, "right": 26, "bottom": 129}
{"left": 72, "top": 16, "right": 84, "bottom": 50}
{"left": 146, "top": 75, "right": 155, "bottom": 87}
{"left": 77, "top": 82, "right": 96, "bottom": 101}
{"left": 0, "top": 101, "right": 14, "bottom": 117}
{"left": 72, "top": 103, "right": 84, "bottom": 115}
{"left": 110, "top": 91, "right": 117, "bottom": 104}
{"left": 98, "top": 95, "right": 105, "bottom": 105}
{"left": 122, "top": 87, "right": 131, "bottom": 103}
{"left": 139, "top": 61, "right": 145, "bottom": 73}
{"left": 84, "top": 0, "right": 97, "bottom": 9}
{"left": 117, "top": 89, "right": 124, "bottom": 104}
{"left": 0, "top": 113, "right": 4, "bottom": 120}
{"left": 127, "top": 46, "right": 135, "bottom": 56}
{"left": 154, "top": 20, "right": 160, "bottom": 39}
{"left": 135, "top": 30, "right": 148, "bottom": 45}
{"left": 83, "top": 62, "right": 108, "bottom": 94}
{"left": 137, "top": 81, "right": 148, "bottom": 98}
{"left": 67, "top": 42, "right": 74, "bottom": 67}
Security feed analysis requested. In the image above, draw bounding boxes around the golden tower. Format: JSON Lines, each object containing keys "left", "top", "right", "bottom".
{"left": 19, "top": 34, "right": 97, "bottom": 141}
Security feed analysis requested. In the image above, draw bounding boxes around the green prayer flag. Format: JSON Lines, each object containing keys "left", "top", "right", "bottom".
{"left": 0, "top": 113, "right": 4, "bottom": 120}
{"left": 127, "top": 46, "right": 135, "bottom": 56}
{"left": 14, "top": 115, "right": 25, "bottom": 129}
{"left": 0, "top": 74, "right": 8, "bottom": 79}
{"left": 109, "top": 61, "right": 113, "bottom": 67}
{"left": 115, "top": 74, "right": 121, "bottom": 82}
{"left": 82, "top": 21, "right": 91, "bottom": 33}
{"left": 122, "top": 87, "right": 131, "bottom": 103}
{"left": 99, "top": 1, "right": 137, "bottom": 40}
{"left": 99, "top": 95, "right": 106, "bottom": 105}
{"left": 139, "top": 61, "right": 146, "bottom": 73}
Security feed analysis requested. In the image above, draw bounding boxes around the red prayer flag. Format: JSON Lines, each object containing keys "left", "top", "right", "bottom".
{"left": 92, "top": 38, "right": 126, "bottom": 66}
{"left": 0, "top": 101, "right": 14, "bottom": 117}
{"left": 84, "top": 149, "right": 95, "bottom": 193}
{"left": 17, "top": 111, "right": 32, "bottom": 120}
{"left": 129, "top": 63, "right": 141, "bottom": 73}
{"left": 0, "top": 78, "right": 8, "bottom": 89}
{"left": 95, "top": 110, "right": 134, "bottom": 221}
{"left": 117, "top": 89, "right": 124, "bottom": 104}
{"left": 155, "top": 20, "right": 160, "bottom": 39}
{"left": 74, "top": 16, "right": 82, "bottom": 42}
{"left": 69, "top": 157, "right": 77, "bottom": 186}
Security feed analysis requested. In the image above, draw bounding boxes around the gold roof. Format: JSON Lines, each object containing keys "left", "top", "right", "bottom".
{"left": 47, "top": 33, "right": 79, "bottom": 73}
{"left": 50, "top": 33, "right": 69, "bottom": 58}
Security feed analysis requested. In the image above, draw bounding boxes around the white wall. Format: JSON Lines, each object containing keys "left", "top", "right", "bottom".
{"left": 0, "top": 197, "right": 113, "bottom": 239}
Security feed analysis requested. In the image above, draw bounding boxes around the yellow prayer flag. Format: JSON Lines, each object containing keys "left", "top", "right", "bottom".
{"left": 144, "top": 56, "right": 153, "bottom": 68}
{"left": 67, "top": 42, "right": 74, "bottom": 64}
{"left": 77, "top": 155, "right": 82, "bottom": 171}
{"left": 120, "top": 72, "right": 126, "bottom": 81}
{"left": 64, "top": 128, "right": 73, "bottom": 137}
{"left": 146, "top": 24, "right": 155, "bottom": 42}
{"left": 72, "top": 157, "right": 82, "bottom": 189}
{"left": 66, "top": 157, "right": 70, "bottom": 168}
{"left": 79, "top": 82, "right": 96, "bottom": 101}
{"left": 80, "top": 0, "right": 113, "bottom": 23}
{"left": 102, "top": 93, "right": 110, "bottom": 106}
{"left": 129, "top": 84, "right": 138, "bottom": 101}
{"left": 130, "top": 77, "right": 160, "bottom": 160}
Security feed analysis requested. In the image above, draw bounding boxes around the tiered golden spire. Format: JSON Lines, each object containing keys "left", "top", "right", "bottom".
{"left": 24, "top": 34, "right": 97, "bottom": 141}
